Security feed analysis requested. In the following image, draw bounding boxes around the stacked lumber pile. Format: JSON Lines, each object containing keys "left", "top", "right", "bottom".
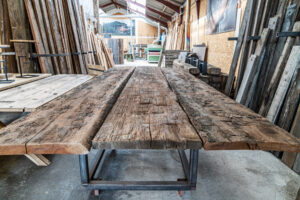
{"left": 164, "top": 50, "right": 183, "bottom": 68}
{"left": 224, "top": 0, "right": 300, "bottom": 172}
{"left": 173, "top": 59, "right": 227, "bottom": 92}
{"left": 165, "top": 20, "right": 185, "bottom": 50}
{"left": 0, "top": 0, "right": 114, "bottom": 75}
{"left": 107, "top": 39, "right": 124, "bottom": 65}
{"left": 89, "top": 32, "right": 114, "bottom": 70}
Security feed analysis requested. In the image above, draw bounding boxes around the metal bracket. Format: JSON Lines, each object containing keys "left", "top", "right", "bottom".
{"left": 247, "top": 36, "right": 261, "bottom": 41}
{"left": 276, "top": 32, "right": 300, "bottom": 38}
{"left": 228, "top": 37, "right": 238, "bottom": 41}
{"left": 0, "top": 60, "right": 15, "bottom": 84}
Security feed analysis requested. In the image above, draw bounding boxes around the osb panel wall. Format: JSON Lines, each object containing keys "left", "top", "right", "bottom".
{"left": 188, "top": 0, "right": 247, "bottom": 74}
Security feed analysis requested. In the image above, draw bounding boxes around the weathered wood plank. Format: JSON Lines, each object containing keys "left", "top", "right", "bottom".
{"left": 282, "top": 104, "right": 300, "bottom": 169}
{"left": 259, "top": 21, "right": 300, "bottom": 116}
{"left": 236, "top": 28, "right": 270, "bottom": 104}
{"left": 0, "top": 75, "right": 92, "bottom": 112}
{"left": 224, "top": 0, "right": 253, "bottom": 96}
{"left": 6, "top": 0, "right": 34, "bottom": 73}
{"left": 162, "top": 68, "right": 300, "bottom": 151}
{"left": 0, "top": 67, "right": 135, "bottom": 155}
{"left": 92, "top": 67, "right": 202, "bottom": 149}
{"left": 266, "top": 45, "right": 300, "bottom": 123}
{"left": 24, "top": 0, "right": 53, "bottom": 73}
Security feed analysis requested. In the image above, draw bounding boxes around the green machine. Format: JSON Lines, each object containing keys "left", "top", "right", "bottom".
{"left": 146, "top": 44, "right": 162, "bottom": 63}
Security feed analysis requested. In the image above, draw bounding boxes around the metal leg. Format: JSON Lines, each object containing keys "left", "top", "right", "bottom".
{"left": 178, "top": 150, "right": 189, "bottom": 180}
{"left": 189, "top": 149, "right": 199, "bottom": 188}
{"left": 79, "top": 155, "right": 89, "bottom": 185}
{"left": 79, "top": 149, "right": 199, "bottom": 191}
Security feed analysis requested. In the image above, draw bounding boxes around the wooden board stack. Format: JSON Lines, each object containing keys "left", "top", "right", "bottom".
{"left": 89, "top": 32, "right": 114, "bottom": 71}
{"left": 19, "top": 0, "right": 114, "bottom": 74}
{"left": 224, "top": 0, "right": 300, "bottom": 172}
{"left": 165, "top": 19, "right": 185, "bottom": 50}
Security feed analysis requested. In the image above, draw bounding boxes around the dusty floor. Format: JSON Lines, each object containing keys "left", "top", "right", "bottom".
{"left": 0, "top": 150, "right": 299, "bottom": 200}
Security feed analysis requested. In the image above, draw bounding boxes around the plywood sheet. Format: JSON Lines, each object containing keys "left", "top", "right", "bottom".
{"left": 0, "top": 75, "right": 92, "bottom": 112}
{"left": 0, "top": 73, "right": 51, "bottom": 92}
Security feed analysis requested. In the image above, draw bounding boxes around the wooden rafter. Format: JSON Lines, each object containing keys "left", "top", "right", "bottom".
{"left": 153, "top": 0, "right": 180, "bottom": 13}
{"left": 113, "top": 2, "right": 168, "bottom": 27}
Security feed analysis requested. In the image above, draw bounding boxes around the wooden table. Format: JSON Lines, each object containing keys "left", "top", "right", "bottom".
{"left": 0, "top": 67, "right": 299, "bottom": 191}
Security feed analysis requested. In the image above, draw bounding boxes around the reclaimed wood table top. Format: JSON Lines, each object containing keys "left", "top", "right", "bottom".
{"left": 0, "top": 74, "right": 92, "bottom": 112}
{"left": 0, "top": 67, "right": 299, "bottom": 155}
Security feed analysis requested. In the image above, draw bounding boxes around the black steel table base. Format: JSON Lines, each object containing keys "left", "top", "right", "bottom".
{"left": 79, "top": 149, "right": 199, "bottom": 191}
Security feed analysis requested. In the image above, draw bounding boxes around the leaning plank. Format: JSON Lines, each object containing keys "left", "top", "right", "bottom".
{"left": 282, "top": 104, "right": 300, "bottom": 168}
{"left": 235, "top": 55, "right": 259, "bottom": 103}
{"left": 266, "top": 45, "right": 300, "bottom": 123}
{"left": 236, "top": 28, "right": 270, "bottom": 104}
{"left": 259, "top": 22, "right": 300, "bottom": 116}
{"left": 224, "top": 0, "right": 253, "bottom": 96}
{"left": 24, "top": 154, "right": 51, "bottom": 166}
{"left": 92, "top": 67, "right": 202, "bottom": 149}
{"left": 24, "top": 0, "right": 53, "bottom": 73}
{"left": 0, "top": 67, "right": 135, "bottom": 155}
{"left": 162, "top": 68, "right": 300, "bottom": 152}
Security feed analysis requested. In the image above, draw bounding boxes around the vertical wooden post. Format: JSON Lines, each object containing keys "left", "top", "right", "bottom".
{"left": 93, "top": 0, "right": 99, "bottom": 34}
{"left": 184, "top": 0, "right": 190, "bottom": 51}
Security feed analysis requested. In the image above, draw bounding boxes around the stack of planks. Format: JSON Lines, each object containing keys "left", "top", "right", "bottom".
{"left": 107, "top": 39, "right": 124, "bottom": 65}
{"left": 165, "top": 19, "right": 185, "bottom": 50}
{"left": 225, "top": 0, "right": 300, "bottom": 172}
{"left": 0, "top": 0, "right": 114, "bottom": 75}
{"left": 89, "top": 32, "right": 114, "bottom": 70}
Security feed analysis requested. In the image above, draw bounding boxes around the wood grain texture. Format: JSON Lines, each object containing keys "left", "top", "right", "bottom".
{"left": 92, "top": 67, "right": 202, "bottom": 149}
{"left": 0, "top": 75, "right": 92, "bottom": 112}
{"left": 162, "top": 68, "right": 300, "bottom": 152}
{"left": 0, "top": 67, "right": 135, "bottom": 155}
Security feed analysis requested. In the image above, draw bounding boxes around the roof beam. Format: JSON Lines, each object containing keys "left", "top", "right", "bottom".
{"left": 153, "top": 0, "right": 180, "bottom": 13}
{"left": 113, "top": 2, "right": 168, "bottom": 27}
{"left": 100, "top": 2, "right": 114, "bottom": 8}
{"left": 124, "top": 0, "right": 172, "bottom": 21}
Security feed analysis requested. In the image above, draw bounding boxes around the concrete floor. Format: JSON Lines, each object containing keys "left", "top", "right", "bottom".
{"left": 0, "top": 150, "right": 299, "bottom": 200}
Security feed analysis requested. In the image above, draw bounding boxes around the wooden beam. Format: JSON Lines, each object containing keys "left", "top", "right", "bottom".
{"left": 114, "top": 2, "right": 168, "bottom": 27}
{"left": 154, "top": 0, "right": 180, "bottom": 13}
{"left": 100, "top": 2, "right": 114, "bottom": 9}
{"left": 125, "top": 0, "right": 172, "bottom": 21}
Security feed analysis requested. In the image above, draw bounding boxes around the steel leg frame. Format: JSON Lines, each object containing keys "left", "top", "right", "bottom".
{"left": 79, "top": 149, "right": 199, "bottom": 191}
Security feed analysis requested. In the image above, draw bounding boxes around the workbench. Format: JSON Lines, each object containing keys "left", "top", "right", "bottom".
{"left": 0, "top": 67, "right": 299, "bottom": 192}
